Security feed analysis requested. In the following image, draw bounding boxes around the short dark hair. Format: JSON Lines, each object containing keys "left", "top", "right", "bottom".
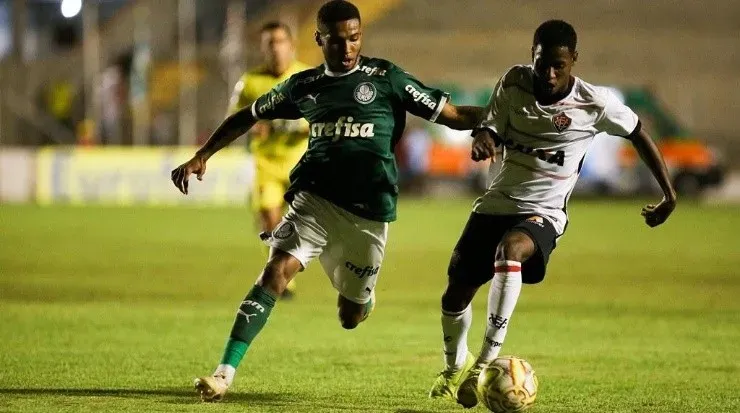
{"left": 533, "top": 20, "right": 577, "bottom": 52}
{"left": 261, "top": 21, "right": 292, "bottom": 39}
{"left": 317, "top": 0, "right": 361, "bottom": 31}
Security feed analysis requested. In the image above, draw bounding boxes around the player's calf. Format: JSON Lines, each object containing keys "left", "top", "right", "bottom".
{"left": 439, "top": 281, "right": 478, "bottom": 378}
{"left": 441, "top": 280, "right": 479, "bottom": 313}
{"left": 473, "top": 230, "right": 535, "bottom": 369}
{"left": 194, "top": 250, "right": 302, "bottom": 402}
{"left": 257, "top": 250, "right": 302, "bottom": 296}
{"left": 456, "top": 236, "right": 532, "bottom": 408}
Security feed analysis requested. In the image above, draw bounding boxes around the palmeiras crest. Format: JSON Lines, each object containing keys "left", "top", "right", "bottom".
{"left": 354, "top": 82, "right": 377, "bottom": 105}
{"left": 273, "top": 221, "right": 295, "bottom": 240}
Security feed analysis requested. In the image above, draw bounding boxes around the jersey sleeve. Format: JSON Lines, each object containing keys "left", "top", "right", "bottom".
{"left": 250, "top": 77, "right": 302, "bottom": 121}
{"left": 595, "top": 89, "right": 639, "bottom": 137}
{"left": 388, "top": 66, "right": 449, "bottom": 122}
{"left": 477, "top": 74, "right": 510, "bottom": 136}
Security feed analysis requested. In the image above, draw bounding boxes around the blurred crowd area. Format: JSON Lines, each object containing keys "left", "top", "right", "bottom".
{"left": 0, "top": 0, "right": 277, "bottom": 147}
{"left": 0, "top": 0, "right": 738, "bottom": 197}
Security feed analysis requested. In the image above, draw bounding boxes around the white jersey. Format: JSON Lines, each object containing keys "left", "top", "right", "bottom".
{"left": 474, "top": 65, "right": 639, "bottom": 235}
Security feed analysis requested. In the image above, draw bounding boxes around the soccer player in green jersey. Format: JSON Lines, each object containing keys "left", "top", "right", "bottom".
{"left": 170, "top": 0, "right": 484, "bottom": 402}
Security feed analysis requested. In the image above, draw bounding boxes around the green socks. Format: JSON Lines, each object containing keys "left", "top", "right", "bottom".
{"left": 219, "top": 285, "right": 277, "bottom": 368}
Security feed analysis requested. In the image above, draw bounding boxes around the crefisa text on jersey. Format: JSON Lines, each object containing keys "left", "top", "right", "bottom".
{"left": 404, "top": 84, "right": 437, "bottom": 110}
{"left": 360, "top": 65, "right": 387, "bottom": 77}
{"left": 310, "top": 116, "right": 376, "bottom": 141}
{"left": 257, "top": 92, "right": 286, "bottom": 115}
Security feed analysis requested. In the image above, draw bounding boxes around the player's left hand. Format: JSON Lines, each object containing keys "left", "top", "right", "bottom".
{"left": 471, "top": 129, "right": 497, "bottom": 162}
{"left": 171, "top": 154, "right": 207, "bottom": 195}
{"left": 641, "top": 195, "right": 676, "bottom": 227}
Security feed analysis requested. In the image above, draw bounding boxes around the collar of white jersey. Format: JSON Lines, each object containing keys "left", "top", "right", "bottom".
{"left": 323, "top": 58, "right": 363, "bottom": 77}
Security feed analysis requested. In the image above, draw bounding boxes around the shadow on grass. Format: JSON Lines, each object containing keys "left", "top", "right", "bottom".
{"left": 0, "top": 388, "right": 291, "bottom": 404}
{"left": 395, "top": 410, "right": 441, "bottom": 413}
{"left": 0, "top": 388, "right": 457, "bottom": 410}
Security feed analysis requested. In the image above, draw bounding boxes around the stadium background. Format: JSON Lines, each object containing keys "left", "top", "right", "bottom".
{"left": 0, "top": 1, "right": 738, "bottom": 412}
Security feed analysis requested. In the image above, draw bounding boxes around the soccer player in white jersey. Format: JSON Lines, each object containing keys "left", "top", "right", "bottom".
{"left": 428, "top": 20, "right": 677, "bottom": 408}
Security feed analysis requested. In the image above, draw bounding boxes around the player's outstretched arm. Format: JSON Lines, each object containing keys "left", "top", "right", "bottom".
{"left": 435, "top": 104, "right": 485, "bottom": 131}
{"left": 171, "top": 107, "right": 257, "bottom": 195}
{"left": 629, "top": 127, "right": 677, "bottom": 227}
{"left": 198, "top": 106, "right": 258, "bottom": 160}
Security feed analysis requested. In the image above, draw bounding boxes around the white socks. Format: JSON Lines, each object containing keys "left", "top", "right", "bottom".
{"left": 477, "top": 260, "right": 522, "bottom": 367}
{"left": 214, "top": 364, "right": 236, "bottom": 386}
{"left": 441, "top": 304, "right": 472, "bottom": 370}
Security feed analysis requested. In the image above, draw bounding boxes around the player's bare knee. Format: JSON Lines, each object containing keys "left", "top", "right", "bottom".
{"left": 337, "top": 296, "right": 364, "bottom": 329}
{"left": 496, "top": 232, "right": 534, "bottom": 263}
{"left": 338, "top": 307, "right": 362, "bottom": 330}
{"left": 339, "top": 315, "right": 361, "bottom": 330}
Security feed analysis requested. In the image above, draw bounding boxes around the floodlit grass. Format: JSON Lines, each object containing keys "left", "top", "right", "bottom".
{"left": 1, "top": 199, "right": 738, "bottom": 412}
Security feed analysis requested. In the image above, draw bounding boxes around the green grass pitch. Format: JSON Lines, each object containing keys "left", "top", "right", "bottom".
{"left": 1, "top": 198, "right": 739, "bottom": 412}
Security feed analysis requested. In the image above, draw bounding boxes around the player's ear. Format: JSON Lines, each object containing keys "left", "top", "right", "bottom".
{"left": 315, "top": 31, "right": 322, "bottom": 47}
{"left": 572, "top": 49, "right": 578, "bottom": 64}
{"left": 530, "top": 46, "right": 535, "bottom": 62}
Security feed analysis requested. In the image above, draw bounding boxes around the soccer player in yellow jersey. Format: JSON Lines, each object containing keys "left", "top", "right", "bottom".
{"left": 227, "top": 21, "right": 311, "bottom": 298}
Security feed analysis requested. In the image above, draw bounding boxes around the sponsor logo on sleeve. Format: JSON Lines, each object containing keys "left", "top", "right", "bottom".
{"left": 404, "top": 84, "right": 437, "bottom": 110}
{"left": 258, "top": 92, "right": 286, "bottom": 115}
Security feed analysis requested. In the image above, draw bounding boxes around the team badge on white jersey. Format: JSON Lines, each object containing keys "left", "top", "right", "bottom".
{"left": 552, "top": 112, "right": 572, "bottom": 132}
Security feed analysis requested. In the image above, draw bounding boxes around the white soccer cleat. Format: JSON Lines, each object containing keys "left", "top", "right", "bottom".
{"left": 194, "top": 373, "right": 229, "bottom": 402}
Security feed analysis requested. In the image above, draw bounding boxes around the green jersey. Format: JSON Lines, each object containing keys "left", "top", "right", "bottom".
{"left": 251, "top": 56, "right": 449, "bottom": 222}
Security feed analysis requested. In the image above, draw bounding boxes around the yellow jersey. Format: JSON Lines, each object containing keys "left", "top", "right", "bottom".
{"left": 228, "top": 61, "right": 312, "bottom": 163}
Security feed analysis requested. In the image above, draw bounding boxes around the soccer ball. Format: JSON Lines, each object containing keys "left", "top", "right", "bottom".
{"left": 477, "top": 356, "right": 538, "bottom": 413}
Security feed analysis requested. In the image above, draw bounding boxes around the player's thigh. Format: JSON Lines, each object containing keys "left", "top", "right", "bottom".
{"left": 319, "top": 212, "right": 388, "bottom": 305}
{"left": 496, "top": 229, "right": 536, "bottom": 262}
{"left": 266, "top": 192, "right": 330, "bottom": 270}
{"left": 508, "top": 216, "right": 558, "bottom": 285}
{"left": 448, "top": 213, "right": 518, "bottom": 288}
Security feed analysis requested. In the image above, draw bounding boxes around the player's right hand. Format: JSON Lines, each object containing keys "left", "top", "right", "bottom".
{"left": 171, "top": 155, "right": 207, "bottom": 195}
{"left": 641, "top": 195, "right": 676, "bottom": 228}
{"left": 471, "top": 129, "right": 498, "bottom": 162}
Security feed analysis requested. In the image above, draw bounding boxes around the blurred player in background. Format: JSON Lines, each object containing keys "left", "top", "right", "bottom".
{"left": 228, "top": 21, "right": 311, "bottom": 299}
{"left": 429, "top": 20, "right": 677, "bottom": 408}
{"left": 172, "top": 0, "right": 484, "bottom": 402}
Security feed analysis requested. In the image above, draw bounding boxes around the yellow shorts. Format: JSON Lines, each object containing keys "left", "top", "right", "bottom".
{"left": 250, "top": 156, "right": 295, "bottom": 211}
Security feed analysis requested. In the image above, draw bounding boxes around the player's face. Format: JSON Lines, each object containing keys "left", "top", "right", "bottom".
{"left": 316, "top": 19, "right": 362, "bottom": 72}
{"left": 261, "top": 28, "right": 294, "bottom": 70}
{"left": 532, "top": 44, "right": 577, "bottom": 96}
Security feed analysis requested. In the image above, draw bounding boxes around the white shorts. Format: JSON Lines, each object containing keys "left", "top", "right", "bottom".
{"left": 267, "top": 191, "right": 388, "bottom": 304}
